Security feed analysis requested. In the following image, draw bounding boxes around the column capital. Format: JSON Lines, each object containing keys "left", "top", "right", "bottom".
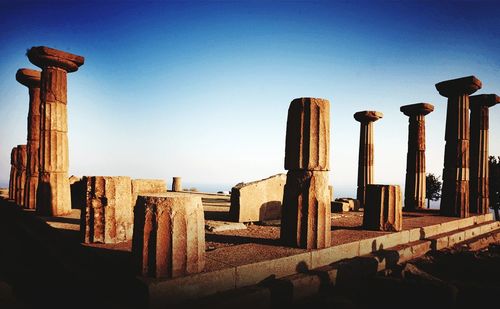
{"left": 470, "top": 94, "right": 499, "bottom": 108}
{"left": 354, "top": 110, "right": 383, "bottom": 123}
{"left": 400, "top": 103, "right": 434, "bottom": 117}
{"left": 435, "top": 75, "right": 482, "bottom": 97}
{"left": 16, "top": 68, "right": 41, "bottom": 88}
{"left": 27, "top": 46, "right": 84, "bottom": 72}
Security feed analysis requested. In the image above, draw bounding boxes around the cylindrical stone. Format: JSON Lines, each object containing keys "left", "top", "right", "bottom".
{"left": 27, "top": 46, "right": 84, "bottom": 216}
{"left": 16, "top": 68, "right": 42, "bottom": 210}
{"left": 81, "top": 176, "right": 133, "bottom": 244}
{"left": 436, "top": 76, "right": 482, "bottom": 218}
{"left": 469, "top": 94, "right": 499, "bottom": 214}
{"left": 8, "top": 147, "right": 18, "bottom": 200}
{"left": 363, "top": 184, "right": 403, "bottom": 231}
{"left": 284, "top": 98, "right": 330, "bottom": 171}
{"left": 132, "top": 194, "right": 205, "bottom": 279}
{"left": 400, "top": 103, "right": 434, "bottom": 211}
{"left": 172, "top": 177, "right": 182, "bottom": 192}
{"left": 354, "top": 111, "right": 383, "bottom": 208}
{"left": 280, "top": 170, "right": 331, "bottom": 249}
{"left": 15, "top": 145, "right": 27, "bottom": 206}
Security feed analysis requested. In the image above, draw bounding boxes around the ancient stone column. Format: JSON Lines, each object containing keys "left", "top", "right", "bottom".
{"left": 172, "top": 177, "right": 182, "bottom": 192}
{"left": 363, "top": 184, "right": 402, "bottom": 231}
{"left": 400, "top": 103, "right": 434, "bottom": 211}
{"left": 436, "top": 76, "right": 482, "bottom": 218}
{"left": 8, "top": 147, "right": 18, "bottom": 200}
{"left": 15, "top": 145, "right": 27, "bottom": 206}
{"left": 16, "top": 68, "right": 42, "bottom": 210}
{"left": 280, "top": 97, "right": 331, "bottom": 249}
{"left": 27, "top": 46, "right": 84, "bottom": 216}
{"left": 132, "top": 194, "right": 205, "bottom": 279}
{"left": 81, "top": 176, "right": 133, "bottom": 244}
{"left": 354, "top": 111, "right": 383, "bottom": 208}
{"left": 469, "top": 94, "right": 499, "bottom": 214}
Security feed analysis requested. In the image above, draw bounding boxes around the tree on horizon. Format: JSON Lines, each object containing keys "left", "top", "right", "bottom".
{"left": 426, "top": 173, "right": 442, "bottom": 209}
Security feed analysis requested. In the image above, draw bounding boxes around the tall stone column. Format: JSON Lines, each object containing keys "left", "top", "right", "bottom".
{"left": 172, "top": 177, "right": 182, "bottom": 192}
{"left": 280, "top": 97, "right": 331, "bottom": 249}
{"left": 15, "top": 145, "right": 27, "bottom": 206}
{"left": 16, "top": 68, "right": 41, "bottom": 209}
{"left": 8, "top": 147, "right": 18, "bottom": 200}
{"left": 354, "top": 111, "right": 383, "bottom": 208}
{"left": 436, "top": 76, "right": 482, "bottom": 218}
{"left": 27, "top": 46, "right": 84, "bottom": 216}
{"left": 400, "top": 103, "right": 434, "bottom": 210}
{"left": 469, "top": 94, "right": 499, "bottom": 214}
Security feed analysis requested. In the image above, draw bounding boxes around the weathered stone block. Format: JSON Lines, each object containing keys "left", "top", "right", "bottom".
{"left": 336, "top": 198, "right": 360, "bottom": 211}
{"left": 280, "top": 170, "right": 331, "bottom": 249}
{"left": 229, "top": 174, "right": 286, "bottom": 222}
{"left": 363, "top": 184, "right": 403, "bottom": 231}
{"left": 15, "top": 145, "right": 27, "bottom": 207}
{"left": 81, "top": 176, "right": 133, "bottom": 244}
{"left": 331, "top": 201, "right": 350, "bottom": 212}
{"left": 131, "top": 179, "right": 167, "bottom": 207}
{"left": 132, "top": 194, "right": 205, "bottom": 279}
{"left": 8, "top": 147, "right": 18, "bottom": 200}
{"left": 284, "top": 98, "right": 330, "bottom": 171}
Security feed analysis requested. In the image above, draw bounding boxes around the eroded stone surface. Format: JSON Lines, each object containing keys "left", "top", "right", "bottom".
{"left": 332, "top": 201, "right": 350, "bottom": 213}
{"left": 132, "top": 179, "right": 167, "bottom": 207}
{"left": 284, "top": 98, "right": 330, "bottom": 171}
{"left": 363, "top": 184, "right": 402, "bottom": 231}
{"left": 132, "top": 194, "right": 205, "bottom": 279}
{"left": 81, "top": 176, "right": 133, "bottom": 244}
{"left": 15, "top": 145, "right": 27, "bottom": 207}
{"left": 229, "top": 174, "right": 286, "bottom": 222}
{"left": 8, "top": 147, "right": 18, "bottom": 200}
{"left": 172, "top": 177, "right": 182, "bottom": 192}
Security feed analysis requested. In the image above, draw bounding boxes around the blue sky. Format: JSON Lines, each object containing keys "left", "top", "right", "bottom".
{"left": 1, "top": 0, "right": 499, "bottom": 195}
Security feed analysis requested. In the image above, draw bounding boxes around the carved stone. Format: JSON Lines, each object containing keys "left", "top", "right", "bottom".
{"left": 81, "top": 176, "right": 133, "bottom": 244}
{"left": 131, "top": 179, "right": 167, "bottom": 207}
{"left": 229, "top": 174, "right": 286, "bottom": 222}
{"left": 15, "top": 145, "right": 27, "bottom": 206}
{"left": 284, "top": 98, "right": 330, "bottom": 170}
{"left": 363, "top": 184, "right": 402, "bottom": 231}
{"left": 436, "top": 76, "right": 482, "bottom": 217}
{"left": 132, "top": 194, "right": 205, "bottom": 279}
{"left": 400, "top": 103, "right": 434, "bottom": 210}
{"left": 8, "top": 147, "right": 18, "bottom": 200}
{"left": 469, "top": 94, "right": 499, "bottom": 214}
{"left": 27, "top": 46, "right": 84, "bottom": 216}
{"left": 172, "top": 177, "right": 182, "bottom": 192}
{"left": 16, "top": 68, "right": 41, "bottom": 209}
{"left": 354, "top": 110, "right": 383, "bottom": 208}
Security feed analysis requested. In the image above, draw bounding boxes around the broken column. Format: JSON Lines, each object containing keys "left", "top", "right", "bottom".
{"left": 8, "top": 147, "right": 18, "bottom": 200}
{"left": 15, "top": 145, "right": 27, "bottom": 206}
{"left": 16, "top": 68, "right": 41, "bottom": 209}
{"left": 132, "top": 194, "right": 205, "bottom": 279}
{"left": 172, "top": 177, "right": 182, "bottom": 192}
{"left": 27, "top": 46, "right": 84, "bottom": 216}
{"left": 280, "top": 97, "right": 331, "bottom": 249}
{"left": 436, "top": 76, "right": 482, "bottom": 217}
{"left": 81, "top": 176, "right": 133, "bottom": 244}
{"left": 131, "top": 179, "right": 167, "bottom": 208}
{"left": 469, "top": 94, "right": 499, "bottom": 214}
{"left": 400, "top": 103, "right": 434, "bottom": 210}
{"left": 363, "top": 184, "right": 402, "bottom": 231}
{"left": 354, "top": 111, "right": 383, "bottom": 208}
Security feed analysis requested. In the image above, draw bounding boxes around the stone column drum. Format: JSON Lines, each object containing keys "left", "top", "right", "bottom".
{"left": 27, "top": 46, "right": 84, "bottom": 216}
{"left": 400, "top": 103, "right": 434, "bottom": 210}
{"left": 363, "top": 184, "right": 402, "bottom": 231}
{"left": 469, "top": 94, "right": 499, "bottom": 214}
{"left": 132, "top": 194, "right": 205, "bottom": 279}
{"left": 436, "top": 76, "right": 482, "bottom": 218}
{"left": 16, "top": 68, "right": 42, "bottom": 209}
{"left": 354, "top": 111, "right": 383, "bottom": 208}
{"left": 280, "top": 97, "right": 331, "bottom": 249}
{"left": 81, "top": 176, "right": 133, "bottom": 244}
{"left": 8, "top": 147, "right": 18, "bottom": 200}
{"left": 172, "top": 177, "right": 182, "bottom": 192}
{"left": 15, "top": 145, "right": 27, "bottom": 206}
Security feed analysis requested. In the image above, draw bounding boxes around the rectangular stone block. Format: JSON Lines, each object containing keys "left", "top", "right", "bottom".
{"left": 464, "top": 226, "right": 482, "bottom": 240}
{"left": 81, "top": 176, "right": 133, "bottom": 244}
{"left": 131, "top": 179, "right": 167, "bottom": 207}
{"left": 311, "top": 241, "right": 359, "bottom": 268}
{"left": 359, "top": 236, "right": 384, "bottom": 255}
{"left": 448, "top": 231, "right": 465, "bottom": 246}
{"left": 439, "top": 220, "right": 460, "bottom": 234}
{"left": 284, "top": 98, "right": 330, "bottom": 171}
{"left": 331, "top": 201, "right": 350, "bottom": 212}
{"left": 421, "top": 224, "right": 441, "bottom": 238}
{"left": 409, "top": 228, "right": 422, "bottom": 242}
{"left": 229, "top": 174, "right": 286, "bottom": 222}
{"left": 363, "top": 184, "right": 403, "bottom": 231}
{"left": 458, "top": 216, "right": 475, "bottom": 229}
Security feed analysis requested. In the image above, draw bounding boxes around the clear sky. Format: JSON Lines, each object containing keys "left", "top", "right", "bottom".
{"left": 1, "top": 0, "right": 499, "bottom": 195}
